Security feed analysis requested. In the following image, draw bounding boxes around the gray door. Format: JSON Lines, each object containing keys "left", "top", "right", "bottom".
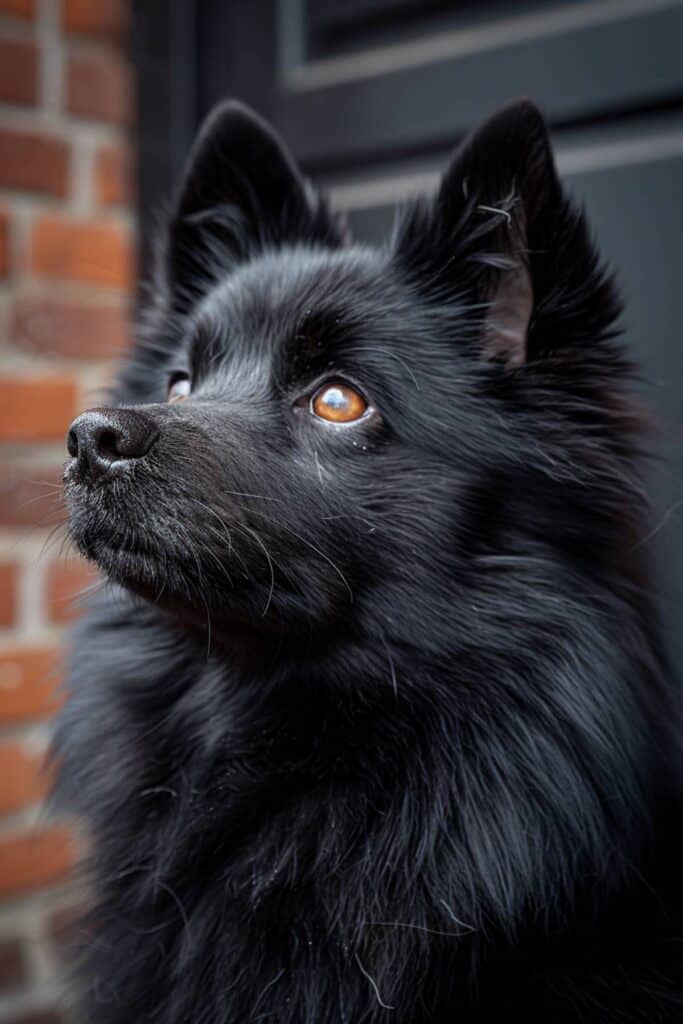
{"left": 134, "top": 0, "right": 683, "bottom": 675}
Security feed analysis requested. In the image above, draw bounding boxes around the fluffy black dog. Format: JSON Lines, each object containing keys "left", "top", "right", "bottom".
{"left": 55, "top": 98, "right": 683, "bottom": 1022}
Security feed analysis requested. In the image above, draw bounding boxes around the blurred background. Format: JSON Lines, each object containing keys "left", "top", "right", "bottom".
{"left": 0, "top": 1, "right": 681, "bottom": 1020}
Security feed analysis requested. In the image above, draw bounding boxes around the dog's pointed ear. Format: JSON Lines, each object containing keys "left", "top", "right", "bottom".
{"left": 166, "top": 100, "right": 346, "bottom": 310}
{"left": 436, "top": 99, "right": 559, "bottom": 366}
{"left": 394, "top": 99, "right": 615, "bottom": 367}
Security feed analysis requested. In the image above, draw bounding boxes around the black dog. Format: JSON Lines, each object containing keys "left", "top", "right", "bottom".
{"left": 55, "top": 98, "right": 683, "bottom": 1022}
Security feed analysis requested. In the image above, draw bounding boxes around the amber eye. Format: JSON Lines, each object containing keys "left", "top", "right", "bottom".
{"left": 311, "top": 382, "right": 368, "bottom": 423}
{"left": 168, "top": 373, "right": 191, "bottom": 403}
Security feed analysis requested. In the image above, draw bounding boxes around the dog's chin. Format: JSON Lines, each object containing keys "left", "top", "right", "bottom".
{"left": 67, "top": 516, "right": 281, "bottom": 650}
{"left": 70, "top": 526, "right": 220, "bottom": 631}
{"left": 66, "top": 482, "right": 204, "bottom": 610}
{"left": 66, "top": 488, "right": 352, "bottom": 648}
{"left": 71, "top": 527, "right": 164, "bottom": 597}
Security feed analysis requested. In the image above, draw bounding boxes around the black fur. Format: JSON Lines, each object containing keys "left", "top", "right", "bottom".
{"left": 54, "top": 98, "right": 683, "bottom": 1021}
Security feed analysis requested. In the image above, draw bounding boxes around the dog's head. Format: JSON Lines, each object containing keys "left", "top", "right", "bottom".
{"left": 65, "top": 99, "right": 629, "bottom": 649}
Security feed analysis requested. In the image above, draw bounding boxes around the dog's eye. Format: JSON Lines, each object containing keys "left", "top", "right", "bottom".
{"left": 168, "top": 373, "right": 191, "bottom": 403}
{"left": 311, "top": 382, "right": 367, "bottom": 423}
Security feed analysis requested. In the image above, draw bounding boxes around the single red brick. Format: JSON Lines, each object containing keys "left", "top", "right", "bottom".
{"left": 0, "top": 128, "right": 69, "bottom": 198}
{"left": 0, "top": 647, "right": 62, "bottom": 724}
{"left": 0, "top": 826, "right": 76, "bottom": 898}
{"left": 94, "top": 141, "right": 132, "bottom": 207}
{"left": 47, "top": 559, "right": 98, "bottom": 624}
{"left": 66, "top": 51, "right": 131, "bottom": 125}
{"left": 0, "top": 563, "right": 18, "bottom": 627}
{"left": 0, "top": 743, "right": 51, "bottom": 816}
{"left": 47, "top": 903, "right": 87, "bottom": 950}
{"left": 0, "top": 37, "right": 38, "bottom": 105}
{"left": 11, "top": 294, "right": 131, "bottom": 360}
{"left": 31, "top": 215, "right": 134, "bottom": 288}
{"left": 0, "top": 937, "right": 26, "bottom": 992}
{"left": 0, "top": 464, "right": 63, "bottom": 528}
{"left": 0, "top": 0, "right": 35, "bottom": 17}
{"left": 0, "top": 375, "right": 78, "bottom": 442}
{"left": 0, "top": 463, "right": 64, "bottom": 528}
{"left": 0, "top": 209, "right": 9, "bottom": 277}
{"left": 62, "top": 0, "right": 128, "bottom": 37}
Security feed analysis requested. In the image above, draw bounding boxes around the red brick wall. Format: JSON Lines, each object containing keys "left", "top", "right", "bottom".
{"left": 0, "top": 1, "right": 134, "bottom": 1020}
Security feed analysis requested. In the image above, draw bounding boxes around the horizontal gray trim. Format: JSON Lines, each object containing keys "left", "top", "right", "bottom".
{"left": 286, "top": 0, "right": 680, "bottom": 92}
{"left": 281, "top": 2, "right": 683, "bottom": 169}
{"left": 329, "top": 125, "right": 683, "bottom": 211}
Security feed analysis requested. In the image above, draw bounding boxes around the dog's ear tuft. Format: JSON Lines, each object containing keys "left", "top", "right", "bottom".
{"left": 166, "top": 100, "right": 346, "bottom": 310}
{"left": 437, "top": 99, "right": 557, "bottom": 366}
{"left": 394, "top": 99, "right": 620, "bottom": 365}
{"left": 437, "top": 98, "right": 558, "bottom": 238}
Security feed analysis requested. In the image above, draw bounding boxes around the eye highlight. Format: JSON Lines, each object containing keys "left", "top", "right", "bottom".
{"left": 168, "top": 373, "right": 191, "bottom": 403}
{"left": 311, "top": 382, "right": 368, "bottom": 424}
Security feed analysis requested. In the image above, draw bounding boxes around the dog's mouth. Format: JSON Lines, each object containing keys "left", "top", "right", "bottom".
{"left": 65, "top": 462, "right": 190, "bottom": 588}
{"left": 80, "top": 533, "right": 152, "bottom": 580}
{"left": 66, "top": 495, "right": 310, "bottom": 648}
{"left": 64, "top": 448, "right": 355, "bottom": 641}
{"left": 70, "top": 514, "right": 166, "bottom": 596}
{"left": 64, "top": 468, "right": 276, "bottom": 629}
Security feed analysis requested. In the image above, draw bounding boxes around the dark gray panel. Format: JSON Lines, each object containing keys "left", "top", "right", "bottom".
{"left": 281, "top": 3, "right": 683, "bottom": 170}
{"left": 575, "top": 156, "right": 683, "bottom": 678}
{"left": 303, "top": 0, "right": 549, "bottom": 60}
{"left": 197, "top": 0, "right": 278, "bottom": 120}
{"left": 347, "top": 203, "right": 396, "bottom": 239}
{"left": 133, "top": 0, "right": 198, "bottom": 278}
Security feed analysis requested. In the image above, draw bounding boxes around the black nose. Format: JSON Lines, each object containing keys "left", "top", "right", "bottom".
{"left": 67, "top": 407, "right": 159, "bottom": 482}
